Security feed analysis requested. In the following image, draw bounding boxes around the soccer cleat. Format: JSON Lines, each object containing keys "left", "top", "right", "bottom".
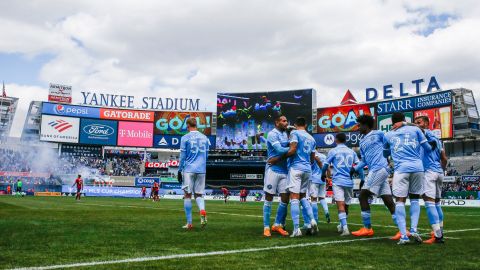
{"left": 397, "top": 236, "right": 410, "bottom": 245}
{"left": 325, "top": 213, "right": 331, "bottom": 223}
{"left": 340, "top": 226, "right": 350, "bottom": 236}
{"left": 337, "top": 224, "right": 343, "bottom": 233}
{"left": 200, "top": 210, "right": 207, "bottom": 228}
{"left": 310, "top": 220, "right": 318, "bottom": 235}
{"left": 271, "top": 225, "right": 289, "bottom": 236}
{"left": 410, "top": 232, "right": 423, "bottom": 244}
{"left": 290, "top": 228, "right": 303, "bottom": 238}
{"left": 351, "top": 227, "right": 374, "bottom": 237}
{"left": 423, "top": 236, "right": 444, "bottom": 244}
{"left": 182, "top": 224, "right": 193, "bottom": 230}
{"left": 390, "top": 231, "right": 411, "bottom": 241}
{"left": 263, "top": 227, "right": 271, "bottom": 237}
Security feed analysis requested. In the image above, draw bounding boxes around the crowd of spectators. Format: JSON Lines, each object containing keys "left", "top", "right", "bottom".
{"left": 442, "top": 181, "right": 480, "bottom": 192}
{"left": 107, "top": 156, "right": 142, "bottom": 176}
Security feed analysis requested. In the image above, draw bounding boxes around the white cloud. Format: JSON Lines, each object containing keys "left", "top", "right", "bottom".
{"left": 1, "top": 0, "right": 479, "bottom": 137}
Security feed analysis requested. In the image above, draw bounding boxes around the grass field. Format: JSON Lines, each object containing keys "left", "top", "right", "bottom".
{"left": 1, "top": 196, "right": 480, "bottom": 270}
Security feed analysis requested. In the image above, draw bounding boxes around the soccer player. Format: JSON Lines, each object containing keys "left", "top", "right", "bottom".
{"left": 263, "top": 115, "right": 290, "bottom": 237}
{"left": 351, "top": 115, "right": 397, "bottom": 237}
{"left": 383, "top": 112, "right": 434, "bottom": 245}
{"left": 414, "top": 115, "right": 447, "bottom": 244}
{"left": 153, "top": 182, "right": 160, "bottom": 202}
{"left": 322, "top": 133, "right": 359, "bottom": 236}
{"left": 141, "top": 186, "right": 147, "bottom": 200}
{"left": 72, "top": 175, "right": 83, "bottom": 201}
{"left": 285, "top": 117, "right": 317, "bottom": 237}
{"left": 221, "top": 187, "right": 229, "bottom": 203}
{"left": 309, "top": 149, "right": 331, "bottom": 224}
{"left": 179, "top": 118, "right": 210, "bottom": 230}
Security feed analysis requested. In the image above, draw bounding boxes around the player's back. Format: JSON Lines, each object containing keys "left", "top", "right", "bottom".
{"left": 266, "top": 128, "right": 289, "bottom": 174}
{"left": 289, "top": 130, "right": 316, "bottom": 173}
{"left": 181, "top": 131, "right": 210, "bottom": 173}
{"left": 384, "top": 125, "right": 426, "bottom": 173}
{"left": 422, "top": 130, "right": 443, "bottom": 173}
{"left": 326, "top": 144, "right": 358, "bottom": 187}
{"left": 359, "top": 130, "right": 389, "bottom": 171}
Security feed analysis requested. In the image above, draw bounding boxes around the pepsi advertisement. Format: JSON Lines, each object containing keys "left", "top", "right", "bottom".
{"left": 79, "top": 118, "right": 118, "bottom": 145}
{"left": 42, "top": 102, "right": 101, "bottom": 118}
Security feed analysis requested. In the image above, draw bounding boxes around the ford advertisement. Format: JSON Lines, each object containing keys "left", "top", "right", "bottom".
{"left": 79, "top": 118, "right": 118, "bottom": 146}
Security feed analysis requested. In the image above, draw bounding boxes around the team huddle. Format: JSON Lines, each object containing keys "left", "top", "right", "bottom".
{"left": 178, "top": 112, "right": 446, "bottom": 245}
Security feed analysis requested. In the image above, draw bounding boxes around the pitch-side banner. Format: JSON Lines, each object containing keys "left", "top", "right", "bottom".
{"left": 40, "top": 115, "right": 80, "bottom": 143}
{"left": 62, "top": 185, "right": 143, "bottom": 198}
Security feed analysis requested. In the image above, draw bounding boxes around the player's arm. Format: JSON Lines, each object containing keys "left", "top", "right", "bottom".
{"left": 285, "top": 132, "right": 298, "bottom": 158}
{"left": 314, "top": 155, "right": 323, "bottom": 168}
{"left": 382, "top": 135, "right": 391, "bottom": 158}
{"left": 417, "top": 128, "right": 434, "bottom": 152}
{"left": 441, "top": 149, "right": 448, "bottom": 171}
{"left": 178, "top": 137, "right": 187, "bottom": 172}
{"left": 321, "top": 151, "right": 334, "bottom": 180}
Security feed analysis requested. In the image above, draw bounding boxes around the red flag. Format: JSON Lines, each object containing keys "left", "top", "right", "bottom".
{"left": 2, "top": 81, "right": 6, "bottom": 98}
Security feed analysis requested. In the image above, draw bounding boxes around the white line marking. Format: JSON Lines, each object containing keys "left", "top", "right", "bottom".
{"left": 10, "top": 237, "right": 389, "bottom": 270}
{"left": 9, "top": 227, "right": 478, "bottom": 270}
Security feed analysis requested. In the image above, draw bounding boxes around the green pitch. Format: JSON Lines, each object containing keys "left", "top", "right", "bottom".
{"left": 1, "top": 196, "right": 480, "bottom": 270}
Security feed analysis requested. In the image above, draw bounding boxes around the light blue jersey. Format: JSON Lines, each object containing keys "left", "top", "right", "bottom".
{"left": 311, "top": 152, "right": 327, "bottom": 184}
{"left": 179, "top": 131, "right": 210, "bottom": 174}
{"left": 359, "top": 130, "right": 389, "bottom": 172}
{"left": 288, "top": 130, "right": 316, "bottom": 173}
{"left": 266, "top": 128, "right": 289, "bottom": 174}
{"left": 383, "top": 125, "right": 428, "bottom": 173}
{"left": 422, "top": 129, "right": 444, "bottom": 173}
{"left": 325, "top": 144, "right": 359, "bottom": 188}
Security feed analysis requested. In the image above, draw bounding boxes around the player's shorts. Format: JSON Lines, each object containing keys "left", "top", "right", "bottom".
{"left": 263, "top": 168, "right": 287, "bottom": 194}
{"left": 286, "top": 169, "right": 311, "bottom": 194}
{"left": 309, "top": 182, "right": 326, "bottom": 198}
{"left": 77, "top": 188, "right": 81, "bottom": 193}
{"left": 16, "top": 187, "right": 22, "bottom": 192}
{"left": 362, "top": 167, "right": 392, "bottom": 196}
{"left": 423, "top": 170, "right": 443, "bottom": 199}
{"left": 332, "top": 184, "right": 353, "bottom": 204}
{"left": 154, "top": 190, "right": 159, "bottom": 196}
{"left": 182, "top": 173, "right": 206, "bottom": 194}
{"left": 392, "top": 172, "right": 424, "bottom": 198}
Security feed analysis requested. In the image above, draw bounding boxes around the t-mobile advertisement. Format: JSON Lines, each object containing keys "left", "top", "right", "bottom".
{"left": 117, "top": 121, "right": 154, "bottom": 147}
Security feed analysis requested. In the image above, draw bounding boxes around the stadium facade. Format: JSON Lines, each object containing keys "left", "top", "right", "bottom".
{"left": 0, "top": 95, "right": 18, "bottom": 143}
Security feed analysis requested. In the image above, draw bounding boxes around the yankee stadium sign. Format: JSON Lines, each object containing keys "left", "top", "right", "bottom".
{"left": 80, "top": 91, "right": 201, "bottom": 111}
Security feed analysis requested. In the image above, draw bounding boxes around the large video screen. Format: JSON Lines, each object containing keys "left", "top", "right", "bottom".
{"left": 216, "top": 89, "right": 315, "bottom": 150}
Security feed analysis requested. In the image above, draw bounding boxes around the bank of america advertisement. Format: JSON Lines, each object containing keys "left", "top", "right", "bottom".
{"left": 79, "top": 118, "right": 118, "bottom": 146}
{"left": 40, "top": 115, "right": 80, "bottom": 143}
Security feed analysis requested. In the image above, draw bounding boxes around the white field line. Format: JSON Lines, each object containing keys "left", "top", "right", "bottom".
{"left": 78, "top": 202, "right": 424, "bottom": 230}
{"left": 9, "top": 228, "right": 478, "bottom": 270}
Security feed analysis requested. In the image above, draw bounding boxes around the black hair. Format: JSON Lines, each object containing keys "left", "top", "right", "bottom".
{"left": 391, "top": 112, "right": 405, "bottom": 124}
{"left": 336, "top": 133, "right": 347, "bottom": 143}
{"left": 295, "top": 117, "right": 306, "bottom": 127}
{"left": 356, "top": 114, "right": 374, "bottom": 129}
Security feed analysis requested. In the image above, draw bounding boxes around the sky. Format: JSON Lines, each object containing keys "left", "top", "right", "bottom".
{"left": 1, "top": 0, "right": 479, "bottom": 137}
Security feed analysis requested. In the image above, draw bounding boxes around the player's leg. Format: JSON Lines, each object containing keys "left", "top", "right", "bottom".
{"left": 194, "top": 174, "right": 207, "bottom": 228}
{"left": 182, "top": 173, "right": 194, "bottom": 229}
{"left": 422, "top": 171, "right": 443, "bottom": 244}
{"left": 392, "top": 173, "right": 410, "bottom": 244}
{"left": 436, "top": 174, "right": 444, "bottom": 235}
{"left": 287, "top": 169, "right": 302, "bottom": 237}
{"left": 272, "top": 173, "right": 289, "bottom": 236}
{"left": 263, "top": 169, "right": 277, "bottom": 237}
{"left": 333, "top": 185, "right": 349, "bottom": 236}
{"left": 408, "top": 172, "right": 425, "bottom": 243}
{"left": 318, "top": 183, "right": 330, "bottom": 223}
{"left": 309, "top": 183, "right": 319, "bottom": 223}
{"left": 300, "top": 173, "right": 316, "bottom": 234}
